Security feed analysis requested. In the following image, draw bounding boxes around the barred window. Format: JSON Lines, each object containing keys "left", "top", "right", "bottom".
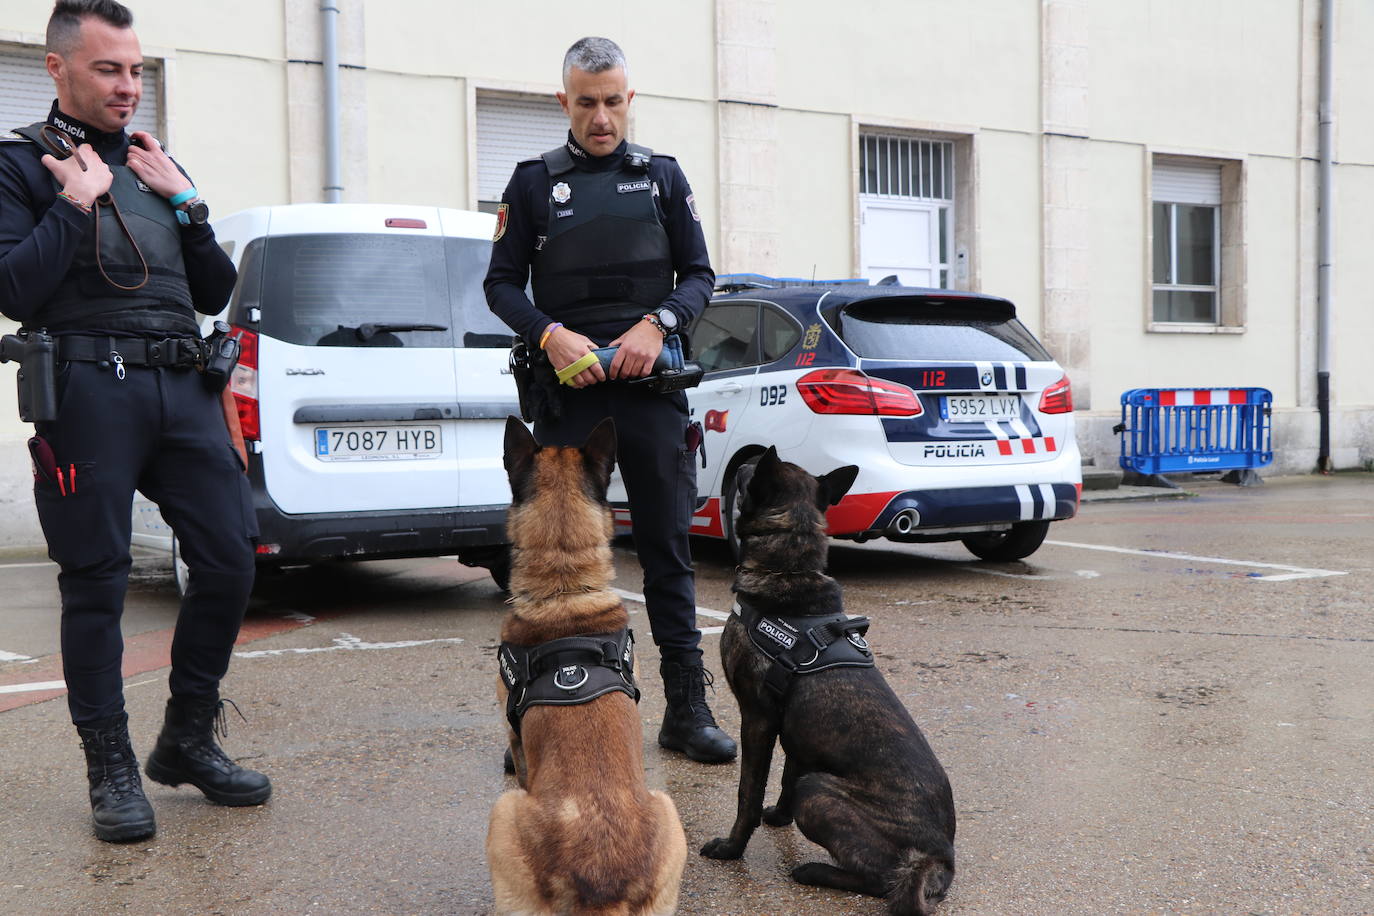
{"left": 860, "top": 135, "right": 954, "bottom": 201}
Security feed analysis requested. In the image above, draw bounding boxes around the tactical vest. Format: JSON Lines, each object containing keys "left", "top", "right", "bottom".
{"left": 14, "top": 122, "right": 194, "bottom": 329}
{"left": 497, "top": 628, "right": 640, "bottom": 734}
{"left": 735, "top": 598, "right": 875, "bottom": 698}
{"left": 529, "top": 142, "right": 674, "bottom": 330}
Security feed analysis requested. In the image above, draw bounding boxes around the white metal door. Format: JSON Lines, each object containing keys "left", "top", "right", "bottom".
{"left": 860, "top": 196, "right": 940, "bottom": 287}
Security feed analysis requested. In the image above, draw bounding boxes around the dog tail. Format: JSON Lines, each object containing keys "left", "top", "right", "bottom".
{"left": 885, "top": 839, "right": 955, "bottom": 916}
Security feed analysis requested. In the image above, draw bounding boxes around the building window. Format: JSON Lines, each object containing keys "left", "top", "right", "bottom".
{"left": 475, "top": 93, "right": 567, "bottom": 214}
{"left": 1151, "top": 160, "right": 1221, "bottom": 324}
{"left": 858, "top": 133, "right": 955, "bottom": 288}
{"left": 0, "top": 42, "right": 162, "bottom": 136}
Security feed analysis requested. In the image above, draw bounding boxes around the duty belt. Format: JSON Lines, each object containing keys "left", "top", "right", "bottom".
{"left": 57, "top": 335, "right": 207, "bottom": 369}
{"left": 735, "top": 598, "right": 874, "bottom": 698}
{"left": 497, "top": 627, "right": 639, "bottom": 734}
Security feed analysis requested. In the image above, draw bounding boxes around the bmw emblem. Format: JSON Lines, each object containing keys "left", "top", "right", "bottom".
{"left": 980, "top": 370, "right": 994, "bottom": 387}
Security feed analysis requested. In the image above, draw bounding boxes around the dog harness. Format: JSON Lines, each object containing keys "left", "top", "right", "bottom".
{"left": 735, "top": 599, "right": 874, "bottom": 697}
{"left": 498, "top": 628, "right": 640, "bottom": 734}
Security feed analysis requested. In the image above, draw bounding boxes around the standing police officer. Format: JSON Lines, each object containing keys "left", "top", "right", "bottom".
{"left": 485, "top": 37, "right": 736, "bottom": 764}
{"left": 0, "top": 0, "right": 268, "bottom": 842}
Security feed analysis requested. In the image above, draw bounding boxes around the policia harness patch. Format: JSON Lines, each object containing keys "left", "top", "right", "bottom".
{"left": 498, "top": 628, "right": 640, "bottom": 734}
{"left": 736, "top": 599, "right": 874, "bottom": 698}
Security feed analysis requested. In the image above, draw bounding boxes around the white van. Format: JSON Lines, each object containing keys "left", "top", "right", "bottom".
{"left": 132, "top": 204, "right": 518, "bottom": 589}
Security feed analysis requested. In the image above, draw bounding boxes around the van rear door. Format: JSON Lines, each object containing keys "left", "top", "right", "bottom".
{"left": 253, "top": 210, "right": 465, "bottom": 515}
{"left": 440, "top": 210, "right": 520, "bottom": 510}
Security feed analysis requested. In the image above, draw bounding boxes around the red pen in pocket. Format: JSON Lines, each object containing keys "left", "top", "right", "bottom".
{"left": 69, "top": 463, "right": 77, "bottom": 494}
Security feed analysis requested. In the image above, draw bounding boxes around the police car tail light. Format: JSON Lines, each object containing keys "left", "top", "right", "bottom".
{"left": 1038, "top": 375, "right": 1073, "bottom": 414}
{"left": 229, "top": 327, "right": 261, "bottom": 441}
{"left": 797, "top": 369, "right": 923, "bottom": 417}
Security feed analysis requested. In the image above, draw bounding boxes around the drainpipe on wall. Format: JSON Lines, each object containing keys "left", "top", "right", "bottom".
{"left": 1316, "top": 0, "right": 1334, "bottom": 472}
{"left": 321, "top": 2, "right": 343, "bottom": 203}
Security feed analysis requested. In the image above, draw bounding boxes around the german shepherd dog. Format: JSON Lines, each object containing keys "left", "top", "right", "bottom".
{"left": 700, "top": 448, "right": 956, "bottom": 916}
{"left": 487, "top": 417, "right": 686, "bottom": 916}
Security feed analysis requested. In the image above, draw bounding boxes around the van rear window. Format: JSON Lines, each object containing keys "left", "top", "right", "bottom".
{"left": 827, "top": 298, "right": 1051, "bottom": 362}
{"left": 240, "top": 234, "right": 511, "bottom": 348}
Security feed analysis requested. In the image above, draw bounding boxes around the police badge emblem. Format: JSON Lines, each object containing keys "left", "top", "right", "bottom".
{"left": 551, "top": 182, "right": 572, "bottom": 204}
{"left": 492, "top": 203, "right": 509, "bottom": 242}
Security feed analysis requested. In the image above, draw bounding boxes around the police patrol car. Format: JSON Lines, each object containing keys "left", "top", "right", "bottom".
{"left": 609, "top": 278, "right": 1081, "bottom": 561}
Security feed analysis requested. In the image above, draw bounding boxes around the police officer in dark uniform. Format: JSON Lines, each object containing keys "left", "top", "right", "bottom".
{"left": 485, "top": 36, "right": 736, "bottom": 764}
{"left": 0, "top": 1, "right": 268, "bottom": 842}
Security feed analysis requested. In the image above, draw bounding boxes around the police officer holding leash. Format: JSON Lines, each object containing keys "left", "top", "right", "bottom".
{"left": 0, "top": 0, "right": 269, "bottom": 842}
{"left": 485, "top": 37, "right": 737, "bottom": 764}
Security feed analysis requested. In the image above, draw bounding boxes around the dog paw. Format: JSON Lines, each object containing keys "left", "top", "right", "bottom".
{"left": 699, "top": 837, "right": 744, "bottom": 859}
{"left": 761, "top": 805, "right": 793, "bottom": 827}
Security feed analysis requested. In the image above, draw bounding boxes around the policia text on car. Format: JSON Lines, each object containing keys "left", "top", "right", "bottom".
{"left": 485, "top": 36, "right": 736, "bottom": 764}
{"left": 0, "top": 0, "right": 268, "bottom": 843}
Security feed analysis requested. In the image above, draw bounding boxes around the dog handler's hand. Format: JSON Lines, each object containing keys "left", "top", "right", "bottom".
{"left": 41, "top": 143, "right": 112, "bottom": 207}
{"left": 607, "top": 319, "right": 664, "bottom": 380}
{"left": 124, "top": 131, "right": 194, "bottom": 201}
{"left": 545, "top": 325, "right": 606, "bottom": 388}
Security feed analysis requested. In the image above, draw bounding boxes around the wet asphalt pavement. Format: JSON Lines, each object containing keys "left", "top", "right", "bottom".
{"left": 0, "top": 473, "right": 1371, "bottom": 915}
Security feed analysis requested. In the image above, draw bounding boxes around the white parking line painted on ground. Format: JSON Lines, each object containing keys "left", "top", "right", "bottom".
{"left": 0, "top": 561, "right": 55, "bottom": 571}
{"left": 235, "top": 632, "right": 464, "bottom": 658}
{"left": 0, "top": 679, "right": 65, "bottom": 695}
{"left": 611, "top": 587, "right": 730, "bottom": 621}
{"left": 0, "top": 649, "right": 34, "bottom": 662}
{"left": 1045, "top": 540, "right": 1347, "bottom": 581}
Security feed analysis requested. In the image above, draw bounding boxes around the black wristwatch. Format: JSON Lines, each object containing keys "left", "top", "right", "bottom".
{"left": 644, "top": 307, "right": 678, "bottom": 337}
{"left": 176, "top": 198, "right": 210, "bottom": 227}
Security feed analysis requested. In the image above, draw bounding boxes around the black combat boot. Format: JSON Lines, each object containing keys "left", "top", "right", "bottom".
{"left": 76, "top": 712, "right": 156, "bottom": 842}
{"left": 144, "top": 696, "right": 272, "bottom": 806}
{"left": 658, "top": 658, "right": 738, "bottom": 763}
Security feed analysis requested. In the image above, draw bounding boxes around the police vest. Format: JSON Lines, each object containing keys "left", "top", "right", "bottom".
{"left": 736, "top": 597, "right": 875, "bottom": 698}
{"left": 529, "top": 143, "right": 674, "bottom": 330}
{"left": 14, "top": 122, "right": 194, "bottom": 329}
{"left": 497, "top": 628, "right": 640, "bottom": 735}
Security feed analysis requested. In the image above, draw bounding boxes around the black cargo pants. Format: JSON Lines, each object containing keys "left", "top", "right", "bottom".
{"left": 534, "top": 382, "right": 701, "bottom": 662}
{"left": 33, "top": 357, "right": 258, "bottom": 725}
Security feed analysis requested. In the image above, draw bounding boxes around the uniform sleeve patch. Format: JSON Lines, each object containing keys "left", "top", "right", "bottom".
{"left": 493, "top": 203, "right": 509, "bottom": 242}
{"left": 686, "top": 193, "right": 700, "bottom": 223}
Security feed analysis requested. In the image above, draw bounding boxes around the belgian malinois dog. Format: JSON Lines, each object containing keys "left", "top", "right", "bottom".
{"left": 487, "top": 417, "right": 686, "bottom": 915}
{"left": 700, "top": 448, "right": 956, "bottom": 916}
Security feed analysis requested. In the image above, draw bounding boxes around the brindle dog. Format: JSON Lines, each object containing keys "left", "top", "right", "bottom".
{"left": 700, "top": 447, "right": 956, "bottom": 916}
{"left": 487, "top": 417, "right": 686, "bottom": 916}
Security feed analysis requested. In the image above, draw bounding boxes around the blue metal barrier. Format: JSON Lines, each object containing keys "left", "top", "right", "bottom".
{"left": 1118, "top": 388, "right": 1273, "bottom": 475}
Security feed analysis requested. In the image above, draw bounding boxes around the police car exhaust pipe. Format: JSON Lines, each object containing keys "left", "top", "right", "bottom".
{"left": 887, "top": 508, "right": 919, "bottom": 537}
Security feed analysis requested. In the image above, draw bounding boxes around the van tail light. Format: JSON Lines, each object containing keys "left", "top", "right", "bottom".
{"left": 797, "top": 369, "right": 923, "bottom": 416}
{"left": 1038, "top": 375, "right": 1073, "bottom": 414}
{"left": 229, "top": 327, "right": 260, "bottom": 441}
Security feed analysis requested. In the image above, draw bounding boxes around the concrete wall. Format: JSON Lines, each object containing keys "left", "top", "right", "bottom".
{"left": 1, "top": 0, "right": 1372, "bottom": 549}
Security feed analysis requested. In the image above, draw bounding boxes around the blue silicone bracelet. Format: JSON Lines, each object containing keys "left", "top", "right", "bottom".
{"left": 169, "top": 187, "right": 198, "bottom": 206}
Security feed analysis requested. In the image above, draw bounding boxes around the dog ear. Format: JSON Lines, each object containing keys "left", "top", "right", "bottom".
{"left": 746, "top": 446, "right": 782, "bottom": 504}
{"left": 816, "top": 464, "right": 860, "bottom": 508}
{"left": 503, "top": 416, "right": 539, "bottom": 498}
{"left": 580, "top": 417, "right": 618, "bottom": 495}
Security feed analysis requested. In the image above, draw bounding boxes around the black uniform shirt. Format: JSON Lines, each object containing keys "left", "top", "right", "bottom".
{"left": 484, "top": 133, "right": 714, "bottom": 344}
{"left": 0, "top": 102, "right": 236, "bottom": 336}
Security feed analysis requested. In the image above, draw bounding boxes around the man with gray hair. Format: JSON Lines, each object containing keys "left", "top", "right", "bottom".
{"left": 486, "top": 37, "right": 736, "bottom": 764}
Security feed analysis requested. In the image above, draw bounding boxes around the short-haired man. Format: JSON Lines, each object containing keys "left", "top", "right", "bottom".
{"left": 485, "top": 37, "right": 736, "bottom": 764}
{"left": 0, "top": 0, "right": 268, "bottom": 842}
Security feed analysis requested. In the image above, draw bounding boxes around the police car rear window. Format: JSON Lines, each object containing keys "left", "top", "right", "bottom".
{"left": 245, "top": 234, "right": 511, "bottom": 348}
{"left": 830, "top": 299, "right": 1051, "bottom": 362}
